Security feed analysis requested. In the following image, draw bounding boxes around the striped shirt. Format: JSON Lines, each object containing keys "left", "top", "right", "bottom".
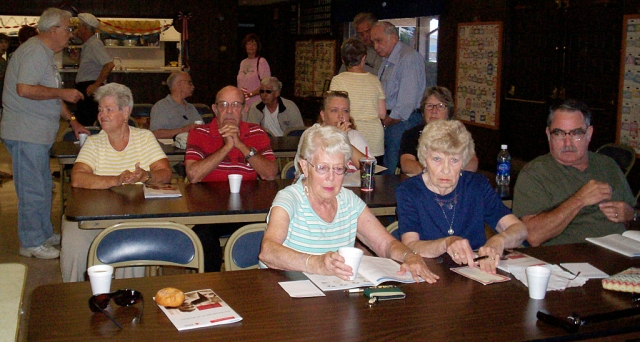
{"left": 184, "top": 120, "right": 275, "bottom": 182}
{"left": 75, "top": 127, "right": 167, "bottom": 176}
{"left": 267, "top": 178, "right": 366, "bottom": 254}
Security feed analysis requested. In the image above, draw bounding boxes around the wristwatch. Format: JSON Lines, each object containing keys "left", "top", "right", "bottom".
{"left": 245, "top": 147, "right": 258, "bottom": 163}
{"left": 144, "top": 170, "right": 152, "bottom": 184}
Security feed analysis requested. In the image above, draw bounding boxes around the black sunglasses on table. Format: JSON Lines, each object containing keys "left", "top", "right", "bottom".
{"left": 89, "top": 289, "right": 144, "bottom": 329}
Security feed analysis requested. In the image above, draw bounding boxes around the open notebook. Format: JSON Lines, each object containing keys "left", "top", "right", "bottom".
{"left": 304, "top": 255, "right": 418, "bottom": 291}
{"left": 586, "top": 230, "right": 640, "bottom": 257}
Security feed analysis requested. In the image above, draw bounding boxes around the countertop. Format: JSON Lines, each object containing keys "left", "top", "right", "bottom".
{"left": 59, "top": 66, "right": 180, "bottom": 73}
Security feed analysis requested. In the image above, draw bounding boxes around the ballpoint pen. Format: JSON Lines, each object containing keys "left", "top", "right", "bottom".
{"left": 473, "top": 255, "right": 489, "bottom": 262}
{"left": 345, "top": 288, "right": 365, "bottom": 293}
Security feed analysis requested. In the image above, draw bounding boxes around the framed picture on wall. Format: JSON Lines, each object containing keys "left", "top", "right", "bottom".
{"left": 294, "top": 39, "right": 337, "bottom": 98}
{"left": 617, "top": 15, "right": 640, "bottom": 155}
{"left": 454, "top": 22, "right": 503, "bottom": 130}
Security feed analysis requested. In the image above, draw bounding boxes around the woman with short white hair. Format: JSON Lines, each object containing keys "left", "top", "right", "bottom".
{"left": 396, "top": 119, "right": 527, "bottom": 274}
{"left": 259, "top": 124, "right": 438, "bottom": 283}
{"left": 60, "top": 83, "right": 172, "bottom": 282}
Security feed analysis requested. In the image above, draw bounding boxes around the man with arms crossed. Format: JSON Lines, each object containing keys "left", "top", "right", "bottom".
{"left": 371, "top": 21, "right": 426, "bottom": 173}
{"left": 185, "top": 85, "right": 278, "bottom": 271}
{"left": 513, "top": 99, "right": 636, "bottom": 246}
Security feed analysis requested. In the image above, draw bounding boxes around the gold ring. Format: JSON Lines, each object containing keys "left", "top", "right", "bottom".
{"left": 615, "top": 213, "right": 618, "bottom": 218}
{"left": 453, "top": 253, "right": 458, "bottom": 257}
{"left": 490, "top": 257, "right": 495, "bottom": 261}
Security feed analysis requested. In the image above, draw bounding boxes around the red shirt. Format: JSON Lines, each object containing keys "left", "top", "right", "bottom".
{"left": 185, "top": 120, "right": 275, "bottom": 182}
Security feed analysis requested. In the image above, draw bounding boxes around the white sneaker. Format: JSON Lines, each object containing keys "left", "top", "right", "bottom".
{"left": 19, "top": 244, "right": 60, "bottom": 259}
{"left": 45, "top": 233, "right": 61, "bottom": 246}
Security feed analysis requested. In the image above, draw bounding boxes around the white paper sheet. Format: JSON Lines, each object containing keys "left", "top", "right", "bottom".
{"left": 278, "top": 280, "right": 326, "bottom": 298}
{"left": 510, "top": 265, "right": 588, "bottom": 291}
{"left": 559, "top": 263, "right": 608, "bottom": 279}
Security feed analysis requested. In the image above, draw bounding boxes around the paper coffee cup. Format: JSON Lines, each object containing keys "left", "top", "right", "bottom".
{"left": 87, "top": 265, "right": 114, "bottom": 295}
{"left": 338, "top": 247, "right": 364, "bottom": 280}
{"left": 526, "top": 265, "right": 551, "bottom": 300}
{"left": 79, "top": 133, "right": 88, "bottom": 147}
{"left": 228, "top": 174, "right": 243, "bottom": 193}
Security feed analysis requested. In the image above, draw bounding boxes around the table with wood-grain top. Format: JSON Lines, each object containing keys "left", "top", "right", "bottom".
{"left": 65, "top": 175, "right": 403, "bottom": 229}
{"left": 27, "top": 243, "right": 640, "bottom": 340}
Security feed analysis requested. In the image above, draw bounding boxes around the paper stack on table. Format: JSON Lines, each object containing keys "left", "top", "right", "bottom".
{"left": 510, "top": 265, "right": 588, "bottom": 291}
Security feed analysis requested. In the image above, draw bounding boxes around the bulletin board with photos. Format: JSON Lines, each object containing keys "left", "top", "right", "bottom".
{"left": 294, "top": 39, "right": 336, "bottom": 98}
{"left": 617, "top": 15, "right": 640, "bottom": 154}
{"left": 454, "top": 22, "right": 503, "bottom": 130}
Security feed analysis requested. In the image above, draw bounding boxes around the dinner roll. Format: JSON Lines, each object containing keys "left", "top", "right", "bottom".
{"left": 155, "top": 287, "right": 185, "bottom": 307}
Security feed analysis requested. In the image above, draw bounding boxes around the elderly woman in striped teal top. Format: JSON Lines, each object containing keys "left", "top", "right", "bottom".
{"left": 259, "top": 124, "right": 438, "bottom": 283}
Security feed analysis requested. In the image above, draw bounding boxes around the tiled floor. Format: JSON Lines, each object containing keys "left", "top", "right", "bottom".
{"left": 0, "top": 124, "right": 70, "bottom": 341}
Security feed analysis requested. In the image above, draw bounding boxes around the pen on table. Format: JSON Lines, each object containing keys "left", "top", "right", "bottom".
{"left": 557, "top": 264, "right": 577, "bottom": 276}
{"left": 345, "top": 288, "right": 365, "bottom": 293}
{"left": 473, "top": 255, "right": 489, "bottom": 262}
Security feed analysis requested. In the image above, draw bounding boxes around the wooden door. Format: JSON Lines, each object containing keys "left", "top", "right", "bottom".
{"left": 502, "top": 0, "right": 623, "bottom": 160}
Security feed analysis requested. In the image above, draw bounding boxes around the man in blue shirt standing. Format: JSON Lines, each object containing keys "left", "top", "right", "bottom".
{"left": 371, "top": 21, "right": 426, "bottom": 174}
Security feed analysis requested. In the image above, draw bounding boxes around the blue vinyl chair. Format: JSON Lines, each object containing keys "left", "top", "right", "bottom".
{"left": 193, "top": 103, "right": 213, "bottom": 116}
{"left": 280, "top": 161, "right": 296, "bottom": 180}
{"left": 131, "top": 103, "right": 153, "bottom": 118}
{"left": 283, "top": 126, "right": 307, "bottom": 137}
{"left": 87, "top": 222, "right": 204, "bottom": 274}
{"left": 223, "top": 223, "right": 266, "bottom": 271}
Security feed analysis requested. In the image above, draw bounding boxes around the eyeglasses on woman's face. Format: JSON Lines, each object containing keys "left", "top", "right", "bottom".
{"left": 306, "top": 160, "right": 347, "bottom": 175}
{"left": 425, "top": 103, "right": 447, "bottom": 111}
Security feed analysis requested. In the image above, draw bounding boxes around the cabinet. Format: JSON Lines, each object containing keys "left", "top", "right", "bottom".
{"left": 501, "top": 0, "right": 623, "bottom": 159}
{"left": 61, "top": 71, "right": 169, "bottom": 105}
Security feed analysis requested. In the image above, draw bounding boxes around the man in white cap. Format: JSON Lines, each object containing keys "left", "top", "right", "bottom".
{"left": 75, "top": 13, "right": 114, "bottom": 126}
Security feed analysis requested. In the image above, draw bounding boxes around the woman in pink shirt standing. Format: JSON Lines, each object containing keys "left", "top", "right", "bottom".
{"left": 237, "top": 33, "right": 271, "bottom": 107}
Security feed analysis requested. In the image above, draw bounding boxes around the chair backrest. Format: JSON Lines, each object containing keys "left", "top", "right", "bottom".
{"left": 193, "top": 103, "right": 213, "bottom": 116}
{"left": 87, "top": 222, "right": 204, "bottom": 273}
{"left": 283, "top": 126, "right": 307, "bottom": 137}
{"left": 224, "top": 223, "right": 266, "bottom": 271}
{"left": 131, "top": 104, "right": 153, "bottom": 118}
{"left": 386, "top": 221, "right": 400, "bottom": 240}
{"left": 201, "top": 113, "right": 214, "bottom": 124}
{"left": 281, "top": 160, "right": 297, "bottom": 179}
{"left": 596, "top": 143, "right": 636, "bottom": 177}
{"left": 61, "top": 126, "right": 102, "bottom": 142}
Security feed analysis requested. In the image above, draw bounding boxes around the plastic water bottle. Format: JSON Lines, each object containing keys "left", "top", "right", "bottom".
{"left": 496, "top": 144, "right": 511, "bottom": 186}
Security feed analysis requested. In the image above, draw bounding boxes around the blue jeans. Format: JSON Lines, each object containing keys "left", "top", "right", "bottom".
{"left": 383, "top": 110, "right": 423, "bottom": 174}
{"left": 4, "top": 139, "right": 54, "bottom": 248}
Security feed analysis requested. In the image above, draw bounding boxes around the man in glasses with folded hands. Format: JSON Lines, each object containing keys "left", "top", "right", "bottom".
{"left": 245, "top": 77, "right": 304, "bottom": 137}
{"left": 513, "top": 99, "right": 636, "bottom": 246}
{"left": 184, "top": 85, "right": 278, "bottom": 272}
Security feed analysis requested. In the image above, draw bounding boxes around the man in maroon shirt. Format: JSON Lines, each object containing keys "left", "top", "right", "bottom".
{"left": 184, "top": 85, "right": 278, "bottom": 272}
{"left": 185, "top": 85, "right": 278, "bottom": 182}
